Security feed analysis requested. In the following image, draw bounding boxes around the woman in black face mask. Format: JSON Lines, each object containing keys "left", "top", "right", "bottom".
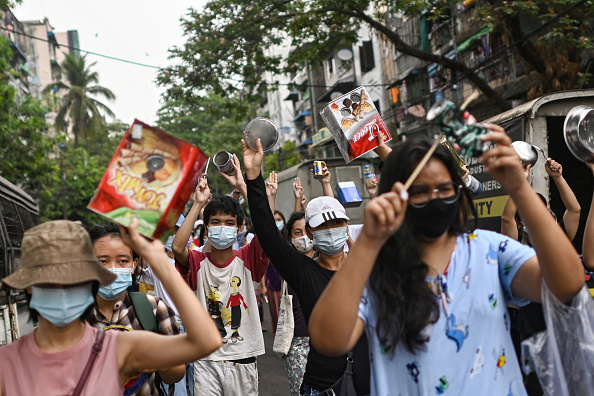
{"left": 309, "top": 126, "right": 585, "bottom": 396}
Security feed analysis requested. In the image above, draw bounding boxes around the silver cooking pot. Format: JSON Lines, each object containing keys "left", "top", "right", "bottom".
{"left": 564, "top": 105, "right": 594, "bottom": 163}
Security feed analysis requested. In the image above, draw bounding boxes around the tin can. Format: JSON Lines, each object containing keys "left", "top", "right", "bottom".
{"left": 313, "top": 161, "right": 324, "bottom": 180}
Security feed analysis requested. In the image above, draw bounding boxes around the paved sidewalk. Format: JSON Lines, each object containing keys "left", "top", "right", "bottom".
{"left": 258, "top": 300, "right": 290, "bottom": 395}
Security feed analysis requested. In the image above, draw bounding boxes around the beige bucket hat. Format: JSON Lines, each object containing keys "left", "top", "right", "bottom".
{"left": 1, "top": 220, "right": 116, "bottom": 290}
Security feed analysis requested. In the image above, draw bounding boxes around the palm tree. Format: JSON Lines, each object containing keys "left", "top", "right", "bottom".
{"left": 43, "top": 54, "right": 115, "bottom": 146}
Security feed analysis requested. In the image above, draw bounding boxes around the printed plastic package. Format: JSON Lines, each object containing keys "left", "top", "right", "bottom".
{"left": 88, "top": 119, "right": 207, "bottom": 240}
{"left": 319, "top": 86, "right": 392, "bottom": 163}
{"left": 521, "top": 281, "right": 594, "bottom": 396}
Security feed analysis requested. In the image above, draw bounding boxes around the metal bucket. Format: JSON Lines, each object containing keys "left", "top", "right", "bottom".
{"left": 244, "top": 117, "right": 279, "bottom": 152}
{"left": 564, "top": 105, "right": 594, "bottom": 163}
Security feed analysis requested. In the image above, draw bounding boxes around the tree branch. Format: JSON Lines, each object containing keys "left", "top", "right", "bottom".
{"left": 333, "top": 7, "right": 511, "bottom": 111}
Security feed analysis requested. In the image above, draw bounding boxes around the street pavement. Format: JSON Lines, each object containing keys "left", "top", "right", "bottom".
{"left": 258, "top": 300, "right": 291, "bottom": 395}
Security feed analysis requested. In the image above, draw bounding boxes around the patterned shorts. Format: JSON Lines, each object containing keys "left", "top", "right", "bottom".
{"left": 284, "top": 337, "right": 310, "bottom": 396}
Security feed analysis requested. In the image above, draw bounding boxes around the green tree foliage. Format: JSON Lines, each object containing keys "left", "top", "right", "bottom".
{"left": 0, "top": 36, "right": 54, "bottom": 200}
{"left": 156, "top": 93, "right": 258, "bottom": 195}
{"left": 43, "top": 54, "right": 115, "bottom": 147}
{"left": 264, "top": 141, "right": 303, "bottom": 174}
{"left": 159, "top": 0, "right": 593, "bottom": 112}
{"left": 39, "top": 122, "right": 128, "bottom": 227}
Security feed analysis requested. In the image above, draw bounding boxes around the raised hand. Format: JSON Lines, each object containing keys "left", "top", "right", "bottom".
{"left": 545, "top": 158, "right": 563, "bottom": 179}
{"left": 479, "top": 123, "right": 527, "bottom": 193}
{"left": 294, "top": 177, "right": 304, "bottom": 199}
{"left": 361, "top": 181, "right": 408, "bottom": 244}
{"left": 266, "top": 171, "right": 278, "bottom": 198}
{"left": 120, "top": 217, "right": 164, "bottom": 261}
{"left": 366, "top": 179, "right": 378, "bottom": 198}
{"left": 319, "top": 161, "right": 332, "bottom": 185}
{"left": 374, "top": 131, "right": 393, "bottom": 161}
{"left": 191, "top": 175, "right": 211, "bottom": 206}
{"left": 220, "top": 154, "right": 246, "bottom": 189}
{"left": 242, "top": 138, "right": 265, "bottom": 180}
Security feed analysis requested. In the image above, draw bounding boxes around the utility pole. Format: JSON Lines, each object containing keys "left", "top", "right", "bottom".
{"left": 59, "top": 143, "right": 67, "bottom": 219}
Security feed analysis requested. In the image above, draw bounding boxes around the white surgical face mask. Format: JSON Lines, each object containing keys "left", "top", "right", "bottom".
{"left": 291, "top": 235, "right": 313, "bottom": 253}
{"left": 208, "top": 226, "right": 238, "bottom": 250}
{"left": 312, "top": 226, "right": 348, "bottom": 255}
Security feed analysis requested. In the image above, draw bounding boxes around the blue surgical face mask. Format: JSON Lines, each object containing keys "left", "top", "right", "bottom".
{"left": 312, "top": 226, "right": 348, "bottom": 255}
{"left": 98, "top": 268, "right": 133, "bottom": 301}
{"left": 30, "top": 283, "right": 95, "bottom": 327}
{"left": 275, "top": 221, "right": 285, "bottom": 231}
{"left": 208, "top": 226, "right": 238, "bottom": 250}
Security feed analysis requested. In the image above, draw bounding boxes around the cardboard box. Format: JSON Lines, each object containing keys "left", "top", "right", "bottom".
{"left": 88, "top": 119, "right": 207, "bottom": 240}
{"left": 319, "top": 86, "right": 392, "bottom": 163}
{"left": 336, "top": 181, "right": 362, "bottom": 208}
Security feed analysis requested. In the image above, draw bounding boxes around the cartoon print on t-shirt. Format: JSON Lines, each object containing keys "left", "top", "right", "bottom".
{"left": 204, "top": 283, "right": 228, "bottom": 341}
{"left": 470, "top": 347, "right": 484, "bottom": 378}
{"left": 486, "top": 244, "right": 498, "bottom": 266}
{"left": 488, "top": 293, "right": 497, "bottom": 309}
{"left": 406, "top": 362, "right": 420, "bottom": 383}
{"left": 493, "top": 346, "right": 506, "bottom": 380}
{"left": 462, "top": 268, "right": 471, "bottom": 289}
{"left": 227, "top": 276, "right": 249, "bottom": 342}
{"left": 446, "top": 314, "right": 468, "bottom": 352}
{"left": 435, "top": 376, "right": 449, "bottom": 394}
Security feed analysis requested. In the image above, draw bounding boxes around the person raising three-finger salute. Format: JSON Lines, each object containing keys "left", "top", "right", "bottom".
{"left": 243, "top": 138, "right": 371, "bottom": 396}
{"left": 309, "top": 124, "right": 583, "bottom": 396}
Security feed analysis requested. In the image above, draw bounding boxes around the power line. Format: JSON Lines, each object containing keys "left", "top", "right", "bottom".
{"left": 1, "top": 26, "right": 163, "bottom": 70}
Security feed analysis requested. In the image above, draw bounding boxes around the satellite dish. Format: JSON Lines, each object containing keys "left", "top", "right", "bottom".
{"left": 337, "top": 49, "right": 353, "bottom": 61}
{"left": 330, "top": 92, "right": 343, "bottom": 100}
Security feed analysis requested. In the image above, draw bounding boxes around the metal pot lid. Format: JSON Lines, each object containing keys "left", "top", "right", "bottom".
{"left": 564, "top": 105, "right": 594, "bottom": 163}
{"left": 511, "top": 141, "right": 538, "bottom": 167}
{"left": 244, "top": 117, "right": 279, "bottom": 152}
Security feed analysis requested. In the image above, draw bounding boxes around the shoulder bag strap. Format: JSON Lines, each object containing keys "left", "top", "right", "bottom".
{"left": 129, "top": 291, "right": 158, "bottom": 332}
{"left": 72, "top": 329, "right": 106, "bottom": 396}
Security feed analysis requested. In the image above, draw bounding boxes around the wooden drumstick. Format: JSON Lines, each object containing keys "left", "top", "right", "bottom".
{"left": 403, "top": 135, "right": 443, "bottom": 190}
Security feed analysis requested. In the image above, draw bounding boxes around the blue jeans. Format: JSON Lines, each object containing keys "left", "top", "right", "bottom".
{"left": 165, "top": 319, "right": 194, "bottom": 396}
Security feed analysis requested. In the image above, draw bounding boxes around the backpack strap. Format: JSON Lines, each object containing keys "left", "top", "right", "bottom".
{"left": 129, "top": 291, "right": 157, "bottom": 332}
{"left": 72, "top": 329, "right": 106, "bottom": 396}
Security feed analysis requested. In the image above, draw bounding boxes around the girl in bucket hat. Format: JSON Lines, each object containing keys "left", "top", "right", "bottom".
{"left": 0, "top": 219, "right": 222, "bottom": 396}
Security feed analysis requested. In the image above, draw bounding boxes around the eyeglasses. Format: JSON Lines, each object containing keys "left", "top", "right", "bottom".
{"left": 408, "top": 182, "right": 462, "bottom": 208}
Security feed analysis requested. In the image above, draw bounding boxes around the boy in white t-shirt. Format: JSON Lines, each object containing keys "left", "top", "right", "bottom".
{"left": 172, "top": 176, "right": 269, "bottom": 396}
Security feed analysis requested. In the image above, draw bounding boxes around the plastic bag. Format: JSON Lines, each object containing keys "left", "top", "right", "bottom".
{"left": 521, "top": 281, "right": 594, "bottom": 396}
{"left": 273, "top": 280, "right": 294, "bottom": 357}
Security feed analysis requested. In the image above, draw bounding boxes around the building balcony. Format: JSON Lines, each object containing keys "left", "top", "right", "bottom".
{"left": 429, "top": 21, "right": 453, "bottom": 53}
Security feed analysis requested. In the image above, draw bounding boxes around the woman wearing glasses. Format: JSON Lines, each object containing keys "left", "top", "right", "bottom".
{"left": 309, "top": 126, "right": 584, "bottom": 395}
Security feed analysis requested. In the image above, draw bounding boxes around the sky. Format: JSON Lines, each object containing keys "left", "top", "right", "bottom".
{"left": 14, "top": 0, "right": 206, "bottom": 125}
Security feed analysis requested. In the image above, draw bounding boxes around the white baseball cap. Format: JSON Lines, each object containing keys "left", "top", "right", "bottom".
{"left": 305, "top": 196, "right": 349, "bottom": 228}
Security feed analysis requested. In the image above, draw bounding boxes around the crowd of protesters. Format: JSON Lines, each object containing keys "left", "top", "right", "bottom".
{"left": 1, "top": 123, "right": 594, "bottom": 396}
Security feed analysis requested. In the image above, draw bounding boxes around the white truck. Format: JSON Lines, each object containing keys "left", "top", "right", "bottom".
{"left": 0, "top": 176, "right": 40, "bottom": 346}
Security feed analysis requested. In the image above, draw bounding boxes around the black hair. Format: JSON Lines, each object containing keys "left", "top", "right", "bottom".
{"left": 232, "top": 275, "right": 241, "bottom": 286}
{"left": 286, "top": 211, "right": 306, "bottom": 243}
{"left": 371, "top": 138, "right": 476, "bottom": 355}
{"left": 203, "top": 196, "right": 245, "bottom": 228}
{"left": 244, "top": 216, "right": 254, "bottom": 234}
{"left": 274, "top": 210, "right": 288, "bottom": 239}
{"left": 88, "top": 223, "right": 140, "bottom": 288}
{"left": 27, "top": 282, "right": 100, "bottom": 324}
